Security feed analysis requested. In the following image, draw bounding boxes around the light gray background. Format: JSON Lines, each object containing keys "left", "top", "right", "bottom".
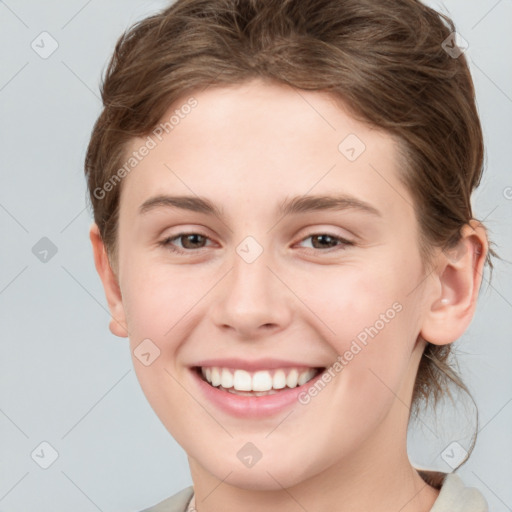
{"left": 0, "top": 1, "right": 511, "bottom": 510}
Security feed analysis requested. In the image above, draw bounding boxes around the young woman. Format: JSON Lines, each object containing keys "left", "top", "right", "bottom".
{"left": 86, "top": 0, "right": 491, "bottom": 510}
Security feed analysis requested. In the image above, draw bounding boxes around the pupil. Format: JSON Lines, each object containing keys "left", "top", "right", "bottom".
{"left": 314, "top": 235, "right": 336, "bottom": 248}
{"left": 184, "top": 234, "right": 204, "bottom": 248}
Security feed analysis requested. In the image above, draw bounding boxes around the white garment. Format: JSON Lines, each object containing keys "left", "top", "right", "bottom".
{"left": 141, "top": 471, "right": 488, "bottom": 512}
{"left": 430, "top": 473, "right": 488, "bottom": 512}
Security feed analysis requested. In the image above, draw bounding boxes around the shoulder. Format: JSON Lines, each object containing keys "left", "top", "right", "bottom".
{"left": 139, "top": 486, "right": 194, "bottom": 512}
{"left": 418, "top": 471, "right": 488, "bottom": 512}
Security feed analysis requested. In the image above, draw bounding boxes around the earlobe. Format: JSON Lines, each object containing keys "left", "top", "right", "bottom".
{"left": 420, "top": 221, "right": 488, "bottom": 346}
{"left": 89, "top": 223, "right": 129, "bottom": 338}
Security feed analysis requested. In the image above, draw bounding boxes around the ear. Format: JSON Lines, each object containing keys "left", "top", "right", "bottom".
{"left": 419, "top": 220, "right": 488, "bottom": 346}
{"left": 89, "top": 223, "right": 129, "bottom": 338}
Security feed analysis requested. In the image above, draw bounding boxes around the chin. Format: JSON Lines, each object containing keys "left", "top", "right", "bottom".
{"left": 224, "top": 468, "right": 304, "bottom": 492}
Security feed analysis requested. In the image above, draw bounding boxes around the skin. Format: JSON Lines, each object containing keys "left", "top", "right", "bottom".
{"left": 90, "top": 79, "right": 487, "bottom": 512}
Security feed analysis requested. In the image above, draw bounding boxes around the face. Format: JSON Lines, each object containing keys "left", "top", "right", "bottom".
{"left": 111, "top": 79, "right": 435, "bottom": 490}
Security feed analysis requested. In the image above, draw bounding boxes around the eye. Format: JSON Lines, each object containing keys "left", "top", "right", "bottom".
{"left": 296, "top": 233, "right": 353, "bottom": 251}
{"left": 158, "top": 232, "right": 213, "bottom": 254}
{"left": 158, "top": 231, "right": 354, "bottom": 255}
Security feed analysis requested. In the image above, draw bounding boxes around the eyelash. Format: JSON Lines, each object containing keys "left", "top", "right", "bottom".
{"left": 158, "top": 232, "right": 354, "bottom": 255}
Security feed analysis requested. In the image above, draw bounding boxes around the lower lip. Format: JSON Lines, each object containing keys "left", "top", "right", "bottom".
{"left": 190, "top": 367, "right": 325, "bottom": 418}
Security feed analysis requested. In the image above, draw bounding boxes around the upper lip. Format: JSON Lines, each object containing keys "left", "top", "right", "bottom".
{"left": 192, "top": 358, "right": 326, "bottom": 372}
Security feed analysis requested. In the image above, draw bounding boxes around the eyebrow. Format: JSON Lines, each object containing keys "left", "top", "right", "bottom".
{"left": 138, "top": 193, "right": 381, "bottom": 218}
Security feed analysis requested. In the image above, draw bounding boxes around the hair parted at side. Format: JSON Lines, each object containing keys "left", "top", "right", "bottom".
{"left": 85, "top": 0, "right": 493, "bottom": 465}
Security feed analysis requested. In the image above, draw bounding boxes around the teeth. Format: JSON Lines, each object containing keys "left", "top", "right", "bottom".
{"left": 220, "top": 368, "right": 233, "bottom": 388}
{"left": 210, "top": 367, "right": 221, "bottom": 387}
{"left": 226, "top": 388, "right": 279, "bottom": 396}
{"left": 286, "top": 369, "right": 298, "bottom": 388}
{"left": 298, "top": 369, "right": 317, "bottom": 386}
{"left": 200, "top": 366, "right": 321, "bottom": 392}
{"left": 233, "top": 370, "right": 252, "bottom": 391}
{"left": 273, "top": 369, "right": 287, "bottom": 389}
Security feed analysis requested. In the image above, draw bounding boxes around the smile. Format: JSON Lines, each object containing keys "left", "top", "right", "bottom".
{"left": 197, "top": 366, "right": 324, "bottom": 396}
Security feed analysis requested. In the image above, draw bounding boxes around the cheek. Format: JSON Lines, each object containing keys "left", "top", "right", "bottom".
{"left": 121, "top": 261, "right": 201, "bottom": 425}
{"left": 301, "top": 265, "right": 417, "bottom": 406}
{"left": 302, "top": 264, "right": 404, "bottom": 344}
{"left": 121, "top": 257, "right": 203, "bottom": 340}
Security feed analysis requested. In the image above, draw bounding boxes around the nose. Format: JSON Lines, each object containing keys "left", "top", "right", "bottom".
{"left": 210, "top": 245, "right": 293, "bottom": 339}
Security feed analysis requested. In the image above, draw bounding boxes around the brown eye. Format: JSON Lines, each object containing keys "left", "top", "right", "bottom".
{"left": 298, "top": 233, "right": 352, "bottom": 251}
{"left": 310, "top": 234, "right": 340, "bottom": 249}
{"left": 178, "top": 234, "right": 208, "bottom": 249}
{"left": 159, "top": 232, "right": 212, "bottom": 254}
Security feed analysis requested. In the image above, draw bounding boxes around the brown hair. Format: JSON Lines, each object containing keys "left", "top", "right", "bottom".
{"left": 85, "top": 0, "right": 493, "bottom": 465}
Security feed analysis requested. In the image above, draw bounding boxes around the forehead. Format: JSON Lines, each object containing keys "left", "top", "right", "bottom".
{"left": 119, "top": 79, "right": 414, "bottom": 222}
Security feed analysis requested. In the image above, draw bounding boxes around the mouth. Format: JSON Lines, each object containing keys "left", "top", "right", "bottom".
{"left": 193, "top": 365, "right": 325, "bottom": 397}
